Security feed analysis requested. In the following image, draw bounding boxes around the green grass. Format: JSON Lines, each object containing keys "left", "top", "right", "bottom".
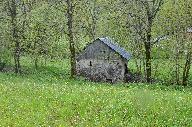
{"left": 0, "top": 59, "right": 192, "bottom": 126}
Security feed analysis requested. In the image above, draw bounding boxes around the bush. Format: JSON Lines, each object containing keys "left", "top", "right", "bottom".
{"left": 0, "top": 61, "right": 6, "bottom": 71}
{"left": 0, "top": 46, "right": 11, "bottom": 71}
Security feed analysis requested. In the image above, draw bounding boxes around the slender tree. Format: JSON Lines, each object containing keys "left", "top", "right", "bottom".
{"left": 7, "top": 0, "right": 21, "bottom": 73}
{"left": 66, "top": 0, "right": 76, "bottom": 78}
{"left": 126, "top": 0, "right": 164, "bottom": 83}
{"left": 182, "top": 0, "right": 192, "bottom": 86}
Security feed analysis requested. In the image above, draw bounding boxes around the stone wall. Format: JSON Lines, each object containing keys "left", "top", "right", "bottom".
{"left": 76, "top": 59, "right": 126, "bottom": 83}
{"left": 76, "top": 39, "right": 128, "bottom": 83}
{"left": 77, "top": 39, "right": 122, "bottom": 61}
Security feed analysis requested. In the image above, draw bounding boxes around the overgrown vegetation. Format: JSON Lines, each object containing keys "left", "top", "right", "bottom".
{"left": 0, "top": 60, "right": 192, "bottom": 126}
{"left": 0, "top": 0, "right": 192, "bottom": 125}
{"left": 0, "top": 0, "right": 192, "bottom": 85}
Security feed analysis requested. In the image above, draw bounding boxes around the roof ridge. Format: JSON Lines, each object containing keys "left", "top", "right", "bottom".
{"left": 98, "top": 37, "right": 131, "bottom": 60}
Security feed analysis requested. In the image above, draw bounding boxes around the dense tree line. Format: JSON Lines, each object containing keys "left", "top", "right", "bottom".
{"left": 0, "top": 0, "right": 191, "bottom": 85}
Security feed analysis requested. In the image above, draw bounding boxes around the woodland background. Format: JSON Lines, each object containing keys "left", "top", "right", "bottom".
{"left": 0, "top": 0, "right": 192, "bottom": 85}
{"left": 1, "top": 0, "right": 192, "bottom": 126}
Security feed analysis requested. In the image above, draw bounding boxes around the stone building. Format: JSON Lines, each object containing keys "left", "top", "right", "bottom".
{"left": 187, "top": 27, "right": 192, "bottom": 38}
{"left": 76, "top": 37, "right": 131, "bottom": 83}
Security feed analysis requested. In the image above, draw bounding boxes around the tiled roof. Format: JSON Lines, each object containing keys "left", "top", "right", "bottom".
{"left": 99, "top": 37, "right": 131, "bottom": 60}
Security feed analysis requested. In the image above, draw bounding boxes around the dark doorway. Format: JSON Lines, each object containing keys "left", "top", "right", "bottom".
{"left": 124, "top": 63, "right": 128, "bottom": 74}
{"left": 90, "top": 61, "right": 92, "bottom": 66}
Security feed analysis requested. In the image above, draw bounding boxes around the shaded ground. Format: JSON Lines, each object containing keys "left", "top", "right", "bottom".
{"left": 0, "top": 64, "right": 170, "bottom": 84}
{"left": 1, "top": 59, "right": 191, "bottom": 85}
{"left": 125, "top": 70, "right": 160, "bottom": 83}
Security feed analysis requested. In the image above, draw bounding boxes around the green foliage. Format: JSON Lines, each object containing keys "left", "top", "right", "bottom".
{"left": 0, "top": 47, "right": 11, "bottom": 64}
{"left": 0, "top": 0, "right": 191, "bottom": 90}
{"left": 0, "top": 0, "right": 192, "bottom": 125}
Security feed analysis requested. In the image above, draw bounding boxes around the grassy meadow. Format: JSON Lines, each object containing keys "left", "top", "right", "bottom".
{"left": 0, "top": 59, "right": 192, "bottom": 126}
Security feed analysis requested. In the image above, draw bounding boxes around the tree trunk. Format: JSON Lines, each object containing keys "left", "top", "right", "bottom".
{"left": 67, "top": 0, "right": 76, "bottom": 78}
{"left": 145, "top": 20, "right": 152, "bottom": 83}
{"left": 182, "top": 51, "right": 191, "bottom": 86}
{"left": 14, "top": 42, "right": 21, "bottom": 74}
{"left": 35, "top": 57, "right": 38, "bottom": 70}
{"left": 175, "top": 53, "right": 180, "bottom": 85}
{"left": 175, "top": 40, "right": 180, "bottom": 85}
{"left": 144, "top": 41, "right": 152, "bottom": 83}
{"left": 10, "top": 0, "right": 21, "bottom": 74}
